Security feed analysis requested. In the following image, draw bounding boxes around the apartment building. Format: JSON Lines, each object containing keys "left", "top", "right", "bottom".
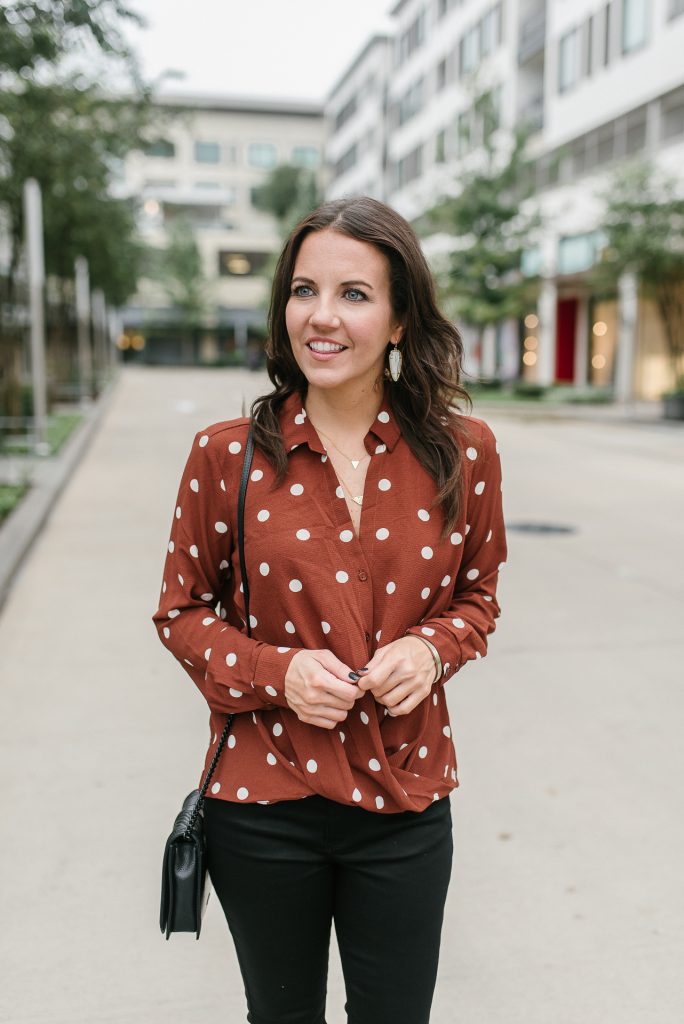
{"left": 325, "top": 0, "right": 684, "bottom": 399}
{"left": 120, "top": 94, "right": 324, "bottom": 364}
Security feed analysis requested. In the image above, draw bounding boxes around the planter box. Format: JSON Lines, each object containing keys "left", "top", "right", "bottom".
{"left": 663, "top": 393, "right": 684, "bottom": 420}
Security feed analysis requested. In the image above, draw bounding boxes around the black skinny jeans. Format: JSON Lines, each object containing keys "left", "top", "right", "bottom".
{"left": 203, "top": 793, "right": 453, "bottom": 1024}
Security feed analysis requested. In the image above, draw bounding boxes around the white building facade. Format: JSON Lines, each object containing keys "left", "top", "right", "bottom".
{"left": 121, "top": 95, "right": 324, "bottom": 364}
{"left": 325, "top": 0, "right": 684, "bottom": 400}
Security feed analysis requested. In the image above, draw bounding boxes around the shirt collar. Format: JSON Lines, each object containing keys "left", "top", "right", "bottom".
{"left": 278, "top": 387, "right": 402, "bottom": 456}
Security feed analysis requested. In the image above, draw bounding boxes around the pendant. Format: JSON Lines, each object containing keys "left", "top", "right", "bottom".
{"left": 389, "top": 345, "right": 402, "bottom": 382}
{"left": 352, "top": 495, "right": 363, "bottom": 505}
{"left": 351, "top": 459, "right": 360, "bottom": 469}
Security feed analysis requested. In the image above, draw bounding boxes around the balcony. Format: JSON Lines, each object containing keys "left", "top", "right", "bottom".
{"left": 519, "top": 9, "right": 546, "bottom": 64}
{"left": 518, "top": 95, "right": 545, "bottom": 133}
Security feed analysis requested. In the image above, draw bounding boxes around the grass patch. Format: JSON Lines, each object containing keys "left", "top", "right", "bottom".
{"left": 0, "top": 482, "right": 29, "bottom": 524}
{"left": 0, "top": 411, "right": 82, "bottom": 456}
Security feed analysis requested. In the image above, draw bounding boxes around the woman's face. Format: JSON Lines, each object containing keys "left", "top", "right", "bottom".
{"left": 285, "top": 229, "right": 403, "bottom": 396}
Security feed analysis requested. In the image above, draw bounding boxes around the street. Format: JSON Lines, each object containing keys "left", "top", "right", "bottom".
{"left": 1, "top": 366, "right": 682, "bottom": 1024}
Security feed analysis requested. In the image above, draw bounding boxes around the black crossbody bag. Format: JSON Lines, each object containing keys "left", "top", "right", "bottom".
{"left": 160, "top": 424, "right": 255, "bottom": 939}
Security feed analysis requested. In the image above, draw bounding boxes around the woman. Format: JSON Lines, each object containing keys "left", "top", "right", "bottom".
{"left": 152, "top": 196, "right": 506, "bottom": 1024}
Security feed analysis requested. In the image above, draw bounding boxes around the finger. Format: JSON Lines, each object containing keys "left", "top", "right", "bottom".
{"left": 318, "top": 669, "right": 364, "bottom": 702}
{"left": 388, "top": 691, "right": 425, "bottom": 716}
{"left": 313, "top": 649, "right": 356, "bottom": 681}
{"left": 302, "top": 711, "right": 347, "bottom": 729}
{"left": 364, "top": 663, "right": 404, "bottom": 697}
{"left": 357, "top": 660, "right": 396, "bottom": 691}
{"left": 378, "top": 679, "right": 417, "bottom": 708}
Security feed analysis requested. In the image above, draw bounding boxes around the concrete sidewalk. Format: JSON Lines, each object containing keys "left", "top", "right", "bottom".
{"left": 1, "top": 366, "right": 682, "bottom": 1024}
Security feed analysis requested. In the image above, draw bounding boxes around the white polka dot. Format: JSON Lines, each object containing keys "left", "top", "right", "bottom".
{"left": 290, "top": 483, "right": 304, "bottom": 496}
{"left": 236, "top": 787, "right": 249, "bottom": 800}
{"left": 168, "top": 608, "right": 180, "bottom": 618}
{"left": 336, "top": 570, "right": 349, "bottom": 583}
{"left": 339, "top": 731, "right": 345, "bottom": 743}
{"left": 376, "top": 527, "right": 389, "bottom": 540}
{"left": 386, "top": 581, "right": 396, "bottom": 594}
{"left": 220, "top": 480, "right": 226, "bottom": 492}
{"left": 190, "top": 478, "right": 199, "bottom": 492}
{"left": 289, "top": 579, "right": 303, "bottom": 592}
{"left": 229, "top": 688, "right": 242, "bottom": 698}
{"left": 369, "top": 758, "right": 381, "bottom": 772}
{"left": 226, "top": 652, "right": 237, "bottom": 667}
{"left": 450, "top": 532, "right": 463, "bottom": 545}
{"left": 418, "top": 745, "right": 428, "bottom": 759}
{"left": 433, "top": 692, "right": 438, "bottom": 705}
{"left": 249, "top": 614, "right": 257, "bottom": 628}
{"left": 168, "top": 540, "right": 174, "bottom": 553}
{"left": 228, "top": 734, "right": 236, "bottom": 748}
{"left": 375, "top": 795, "right": 385, "bottom": 809}
{"left": 251, "top": 468, "right": 263, "bottom": 482}
{"left": 467, "top": 568, "right": 480, "bottom": 580}
{"left": 260, "top": 562, "right": 270, "bottom": 576}
{"left": 177, "top": 574, "right": 185, "bottom": 587}
{"left": 378, "top": 478, "right": 391, "bottom": 491}
{"left": 377, "top": 410, "right": 390, "bottom": 423}
{"left": 421, "top": 546, "right": 433, "bottom": 559}
{"left": 376, "top": 629, "right": 382, "bottom": 641}
{"left": 452, "top": 617, "right": 465, "bottom": 628}
{"left": 352, "top": 788, "right": 363, "bottom": 802}
{"left": 211, "top": 782, "right": 221, "bottom": 794}
{"left": 340, "top": 529, "right": 354, "bottom": 543}
{"left": 306, "top": 759, "right": 318, "bottom": 773}
{"left": 474, "top": 481, "right": 485, "bottom": 495}
{"left": 465, "top": 524, "right": 471, "bottom": 534}
{"left": 421, "top": 627, "right": 436, "bottom": 636}
{"left": 441, "top": 575, "right": 451, "bottom": 587}
{"left": 202, "top": 616, "right": 215, "bottom": 626}
{"left": 418, "top": 509, "right": 430, "bottom": 521}
{"left": 296, "top": 528, "right": 310, "bottom": 540}
{"left": 228, "top": 441, "right": 242, "bottom": 454}
{"left": 273, "top": 723, "right": 283, "bottom": 737}
{"left": 285, "top": 620, "right": 296, "bottom": 634}
{"left": 421, "top": 587, "right": 430, "bottom": 599}
{"left": 204, "top": 647, "right": 212, "bottom": 660}
{"left": 466, "top": 446, "right": 478, "bottom": 460}
{"left": 399, "top": 743, "right": 408, "bottom": 750}
{"left": 189, "top": 544, "right": 199, "bottom": 558}
{"left": 476, "top": 651, "right": 482, "bottom": 659}
{"left": 265, "top": 685, "right": 277, "bottom": 697}
{"left": 499, "top": 561, "right": 506, "bottom": 570}
{"left": 162, "top": 581, "right": 167, "bottom": 593}
{"left": 486, "top": 529, "right": 493, "bottom": 542}
{"left": 321, "top": 453, "right": 328, "bottom": 462}
{"left": 277, "top": 646, "right": 291, "bottom": 653}
{"left": 199, "top": 435, "right": 208, "bottom": 447}
{"left": 175, "top": 506, "right": 181, "bottom": 519}
{"left": 257, "top": 509, "right": 270, "bottom": 522}
{"left": 294, "top": 412, "right": 305, "bottom": 425}
{"left": 335, "top": 485, "right": 344, "bottom": 498}
{"left": 375, "top": 443, "right": 387, "bottom": 454}
{"left": 360, "top": 711, "right": 369, "bottom": 725}
{"left": 163, "top": 627, "right": 170, "bottom": 639}
{"left": 220, "top": 559, "right": 229, "bottom": 570}
{"left": 321, "top": 621, "right": 331, "bottom": 634}
{"left": 215, "top": 521, "right": 228, "bottom": 534}
{"left": 443, "top": 725, "right": 451, "bottom": 738}
{"left": 267, "top": 752, "right": 277, "bottom": 765}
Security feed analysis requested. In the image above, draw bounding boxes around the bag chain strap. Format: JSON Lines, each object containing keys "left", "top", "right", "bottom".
{"left": 184, "top": 424, "right": 255, "bottom": 838}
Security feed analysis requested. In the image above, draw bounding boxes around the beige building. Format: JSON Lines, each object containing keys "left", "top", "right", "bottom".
{"left": 121, "top": 94, "right": 324, "bottom": 364}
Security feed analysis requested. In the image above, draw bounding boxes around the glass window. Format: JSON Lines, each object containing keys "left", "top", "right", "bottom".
{"left": 603, "top": 3, "right": 612, "bottom": 66}
{"left": 481, "top": 4, "right": 502, "bottom": 56}
{"left": 662, "top": 87, "right": 684, "bottom": 140}
{"left": 435, "top": 130, "right": 446, "bottom": 163}
{"left": 194, "top": 141, "right": 220, "bottom": 164}
{"left": 145, "top": 139, "right": 175, "bottom": 158}
{"left": 669, "top": 0, "right": 684, "bottom": 20}
{"left": 248, "top": 143, "right": 278, "bottom": 169}
{"left": 436, "top": 58, "right": 447, "bottom": 91}
{"left": 457, "top": 111, "right": 471, "bottom": 156}
{"left": 218, "top": 251, "right": 270, "bottom": 277}
{"left": 291, "top": 146, "right": 320, "bottom": 169}
{"left": 461, "top": 25, "right": 480, "bottom": 75}
{"left": 622, "top": 0, "right": 648, "bottom": 54}
{"left": 559, "top": 28, "right": 580, "bottom": 92}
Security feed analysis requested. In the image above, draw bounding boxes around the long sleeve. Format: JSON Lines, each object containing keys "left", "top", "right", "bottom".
{"left": 152, "top": 426, "right": 302, "bottom": 714}
{"left": 405, "top": 419, "right": 506, "bottom": 681}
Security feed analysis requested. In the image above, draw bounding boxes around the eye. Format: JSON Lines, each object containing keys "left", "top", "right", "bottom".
{"left": 290, "top": 284, "right": 313, "bottom": 297}
{"left": 344, "top": 288, "right": 367, "bottom": 302}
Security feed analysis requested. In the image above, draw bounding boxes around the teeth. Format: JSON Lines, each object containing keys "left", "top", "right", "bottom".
{"left": 309, "top": 342, "right": 345, "bottom": 353}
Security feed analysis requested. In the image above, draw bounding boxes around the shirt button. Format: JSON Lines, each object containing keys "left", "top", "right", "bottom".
{"left": 357, "top": 570, "right": 368, "bottom": 582}
{"left": 364, "top": 631, "right": 370, "bottom": 642}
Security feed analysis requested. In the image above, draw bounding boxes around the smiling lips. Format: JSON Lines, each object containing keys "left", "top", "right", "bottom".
{"left": 307, "top": 339, "right": 348, "bottom": 353}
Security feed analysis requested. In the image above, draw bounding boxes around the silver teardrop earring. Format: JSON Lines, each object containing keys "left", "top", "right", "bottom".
{"left": 388, "top": 341, "right": 403, "bottom": 382}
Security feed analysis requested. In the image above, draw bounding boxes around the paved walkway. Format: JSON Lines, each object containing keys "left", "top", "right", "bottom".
{"left": 1, "top": 366, "right": 682, "bottom": 1023}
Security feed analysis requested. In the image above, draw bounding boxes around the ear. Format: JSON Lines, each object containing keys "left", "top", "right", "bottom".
{"left": 390, "top": 323, "right": 404, "bottom": 345}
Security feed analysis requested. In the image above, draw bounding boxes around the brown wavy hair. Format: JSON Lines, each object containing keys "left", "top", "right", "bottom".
{"left": 250, "top": 196, "right": 473, "bottom": 540}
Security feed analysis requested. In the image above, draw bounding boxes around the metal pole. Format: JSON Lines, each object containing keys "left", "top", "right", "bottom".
{"left": 23, "top": 179, "right": 49, "bottom": 454}
{"left": 75, "top": 256, "right": 93, "bottom": 402}
{"left": 91, "top": 288, "right": 106, "bottom": 393}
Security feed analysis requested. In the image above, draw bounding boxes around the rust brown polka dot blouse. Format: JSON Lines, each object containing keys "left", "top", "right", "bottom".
{"left": 152, "top": 387, "right": 507, "bottom": 813}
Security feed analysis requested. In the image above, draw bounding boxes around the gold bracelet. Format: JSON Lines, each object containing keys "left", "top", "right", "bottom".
{"left": 407, "top": 634, "right": 442, "bottom": 684}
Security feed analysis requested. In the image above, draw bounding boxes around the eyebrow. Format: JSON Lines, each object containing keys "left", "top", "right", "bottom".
{"left": 291, "top": 276, "right": 375, "bottom": 290}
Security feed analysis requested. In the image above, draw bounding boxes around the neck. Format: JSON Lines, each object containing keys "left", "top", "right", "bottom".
{"left": 303, "top": 380, "right": 385, "bottom": 437}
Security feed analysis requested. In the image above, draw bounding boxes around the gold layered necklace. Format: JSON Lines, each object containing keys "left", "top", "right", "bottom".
{"left": 306, "top": 417, "right": 369, "bottom": 506}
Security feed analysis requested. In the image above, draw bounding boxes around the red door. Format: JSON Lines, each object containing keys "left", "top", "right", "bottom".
{"left": 555, "top": 298, "right": 577, "bottom": 383}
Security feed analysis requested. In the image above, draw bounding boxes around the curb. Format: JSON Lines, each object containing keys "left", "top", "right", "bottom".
{"left": 0, "top": 373, "right": 120, "bottom": 613}
{"left": 469, "top": 400, "right": 675, "bottom": 427}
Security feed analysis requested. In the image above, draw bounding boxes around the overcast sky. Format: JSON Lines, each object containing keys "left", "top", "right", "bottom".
{"left": 124, "top": 0, "right": 394, "bottom": 103}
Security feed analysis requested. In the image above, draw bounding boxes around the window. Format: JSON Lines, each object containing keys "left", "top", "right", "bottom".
{"left": 334, "top": 144, "right": 357, "bottom": 179}
{"left": 194, "top": 141, "right": 220, "bottom": 164}
{"left": 398, "top": 78, "right": 424, "bottom": 126}
{"left": 624, "top": 109, "right": 647, "bottom": 153}
{"left": 248, "top": 143, "right": 278, "bottom": 169}
{"left": 435, "top": 130, "right": 446, "bottom": 163}
{"left": 457, "top": 111, "right": 471, "bottom": 155}
{"left": 481, "top": 4, "right": 502, "bottom": 57}
{"left": 585, "top": 15, "right": 594, "bottom": 76}
{"left": 194, "top": 181, "right": 221, "bottom": 189}
{"left": 397, "top": 12, "right": 426, "bottom": 65}
{"left": 558, "top": 28, "right": 580, "bottom": 92}
{"left": 603, "top": 3, "right": 612, "bottom": 65}
{"left": 334, "top": 95, "right": 357, "bottom": 132}
{"left": 291, "top": 146, "right": 320, "bottom": 169}
{"left": 144, "top": 139, "right": 175, "bottom": 158}
{"left": 662, "top": 86, "right": 684, "bottom": 140}
{"left": 622, "top": 0, "right": 649, "bottom": 53}
{"left": 460, "top": 25, "right": 480, "bottom": 75}
{"left": 396, "top": 145, "right": 423, "bottom": 188}
{"left": 436, "top": 58, "right": 447, "bottom": 91}
{"left": 669, "top": 0, "right": 684, "bottom": 19}
{"left": 218, "top": 251, "right": 270, "bottom": 277}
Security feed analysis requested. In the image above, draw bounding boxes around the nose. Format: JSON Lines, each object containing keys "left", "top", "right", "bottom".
{"left": 309, "top": 295, "right": 340, "bottom": 330}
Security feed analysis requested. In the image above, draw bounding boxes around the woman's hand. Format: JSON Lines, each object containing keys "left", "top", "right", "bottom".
{"left": 284, "top": 649, "right": 364, "bottom": 729}
{"left": 356, "top": 636, "right": 436, "bottom": 716}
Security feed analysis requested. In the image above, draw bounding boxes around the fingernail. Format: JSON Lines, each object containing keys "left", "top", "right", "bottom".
{"left": 349, "top": 672, "right": 360, "bottom": 681}
{"left": 358, "top": 667, "right": 369, "bottom": 673}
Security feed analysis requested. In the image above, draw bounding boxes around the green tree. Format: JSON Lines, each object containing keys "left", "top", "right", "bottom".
{"left": 252, "top": 163, "right": 321, "bottom": 232}
{"left": 423, "top": 91, "right": 540, "bottom": 341}
{"left": 160, "top": 216, "right": 207, "bottom": 325}
{"left": 595, "top": 162, "right": 684, "bottom": 393}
